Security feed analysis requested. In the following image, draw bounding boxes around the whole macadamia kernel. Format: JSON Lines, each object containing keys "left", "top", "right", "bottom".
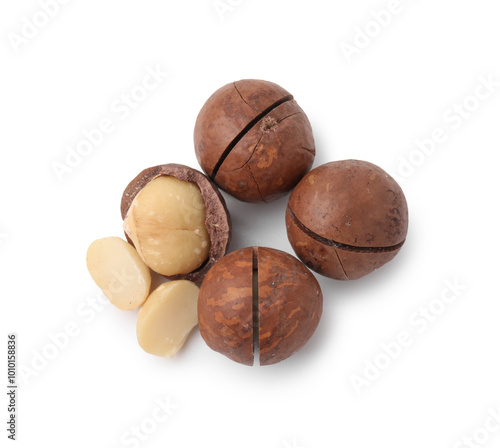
{"left": 121, "top": 164, "right": 231, "bottom": 284}
{"left": 86, "top": 237, "right": 151, "bottom": 311}
{"left": 136, "top": 280, "right": 199, "bottom": 358}
{"left": 194, "top": 79, "right": 315, "bottom": 203}
{"left": 286, "top": 160, "right": 409, "bottom": 280}
{"left": 198, "top": 247, "right": 323, "bottom": 366}
{"left": 124, "top": 176, "right": 210, "bottom": 276}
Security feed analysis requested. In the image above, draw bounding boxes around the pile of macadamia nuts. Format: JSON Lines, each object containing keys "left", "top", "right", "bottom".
{"left": 87, "top": 79, "right": 409, "bottom": 366}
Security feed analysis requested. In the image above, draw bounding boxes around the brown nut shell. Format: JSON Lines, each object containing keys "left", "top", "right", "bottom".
{"left": 257, "top": 247, "right": 323, "bottom": 365}
{"left": 121, "top": 164, "right": 231, "bottom": 284}
{"left": 194, "top": 79, "right": 315, "bottom": 203}
{"left": 197, "top": 248, "right": 254, "bottom": 366}
{"left": 286, "top": 160, "right": 409, "bottom": 280}
{"left": 198, "top": 247, "right": 323, "bottom": 366}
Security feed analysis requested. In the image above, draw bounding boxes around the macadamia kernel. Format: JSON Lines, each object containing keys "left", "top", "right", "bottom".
{"left": 136, "top": 280, "right": 199, "bottom": 358}
{"left": 124, "top": 176, "right": 210, "bottom": 276}
{"left": 86, "top": 237, "right": 151, "bottom": 311}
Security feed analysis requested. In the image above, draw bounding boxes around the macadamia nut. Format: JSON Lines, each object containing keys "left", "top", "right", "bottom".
{"left": 124, "top": 176, "right": 210, "bottom": 276}
{"left": 198, "top": 247, "right": 323, "bottom": 366}
{"left": 136, "top": 280, "right": 199, "bottom": 358}
{"left": 194, "top": 79, "right": 315, "bottom": 203}
{"left": 86, "top": 237, "right": 151, "bottom": 311}
{"left": 121, "top": 164, "right": 232, "bottom": 284}
{"left": 286, "top": 160, "right": 409, "bottom": 280}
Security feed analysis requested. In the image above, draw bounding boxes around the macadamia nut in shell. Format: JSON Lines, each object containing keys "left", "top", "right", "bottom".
{"left": 194, "top": 79, "right": 315, "bottom": 203}
{"left": 198, "top": 247, "right": 323, "bottom": 366}
{"left": 286, "top": 160, "right": 409, "bottom": 280}
{"left": 121, "top": 164, "right": 231, "bottom": 284}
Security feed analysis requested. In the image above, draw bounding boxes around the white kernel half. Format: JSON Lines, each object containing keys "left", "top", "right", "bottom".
{"left": 86, "top": 237, "right": 151, "bottom": 311}
{"left": 136, "top": 280, "right": 199, "bottom": 358}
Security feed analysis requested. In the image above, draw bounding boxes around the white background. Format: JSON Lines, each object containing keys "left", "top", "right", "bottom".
{"left": 1, "top": 1, "right": 500, "bottom": 447}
